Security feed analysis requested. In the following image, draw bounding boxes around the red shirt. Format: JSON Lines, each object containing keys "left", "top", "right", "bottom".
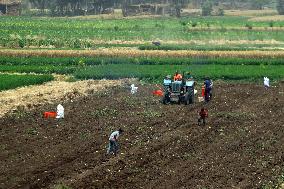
{"left": 174, "top": 74, "right": 183, "bottom": 81}
{"left": 199, "top": 109, "right": 208, "bottom": 118}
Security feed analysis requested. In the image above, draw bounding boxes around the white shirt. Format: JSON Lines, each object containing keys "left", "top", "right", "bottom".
{"left": 109, "top": 131, "right": 120, "bottom": 141}
{"left": 56, "top": 104, "right": 64, "bottom": 119}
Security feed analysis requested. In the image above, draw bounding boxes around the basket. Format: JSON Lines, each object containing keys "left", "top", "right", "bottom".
{"left": 44, "top": 111, "right": 57, "bottom": 118}
{"left": 198, "top": 97, "right": 204, "bottom": 102}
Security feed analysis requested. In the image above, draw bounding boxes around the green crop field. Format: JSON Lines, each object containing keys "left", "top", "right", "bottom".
{"left": 1, "top": 16, "right": 284, "bottom": 49}
{"left": 0, "top": 15, "right": 283, "bottom": 90}
{"left": 0, "top": 56, "right": 283, "bottom": 83}
{"left": 73, "top": 64, "right": 284, "bottom": 82}
{"left": 0, "top": 74, "right": 54, "bottom": 91}
{"left": 1, "top": 56, "right": 283, "bottom": 66}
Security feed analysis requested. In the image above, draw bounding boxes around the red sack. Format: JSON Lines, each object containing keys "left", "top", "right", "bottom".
{"left": 153, "top": 90, "right": 163, "bottom": 97}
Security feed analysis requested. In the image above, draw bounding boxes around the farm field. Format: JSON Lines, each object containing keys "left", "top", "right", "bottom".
{"left": 0, "top": 82, "right": 283, "bottom": 189}
{"left": 0, "top": 9, "right": 284, "bottom": 189}
{"left": 1, "top": 16, "right": 284, "bottom": 49}
{"left": 0, "top": 55, "right": 283, "bottom": 83}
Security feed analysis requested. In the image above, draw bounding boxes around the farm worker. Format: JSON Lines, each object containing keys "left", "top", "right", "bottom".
{"left": 56, "top": 104, "right": 64, "bottom": 119}
{"left": 185, "top": 71, "right": 193, "bottom": 80}
{"left": 204, "top": 77, "right": 213, "bottom": 102}
{"left": 174, "top": 71, "right": 183, "bottom": 81}
{"left": 107, "top": 128, "right": 124, "bottom": 156}
{"left": 130, "top": 84, "right": 138, "bottom": 94}
{"left": 198, "top": 107, "right": 208, "bottom": 126}
{"left": 264, "top": 77, "right": 270, "bottom": 89}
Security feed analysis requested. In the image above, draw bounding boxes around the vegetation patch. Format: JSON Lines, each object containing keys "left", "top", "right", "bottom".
{"left": 0, "top": 74, "right": 53, "bottom": 91}
{"left": 1, "top": 16, "right": 284, "bottom": 48}
{"left": 74, "top": 64, "right": 284, "bottom": 82}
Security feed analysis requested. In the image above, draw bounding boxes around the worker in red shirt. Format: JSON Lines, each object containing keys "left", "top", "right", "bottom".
{"left": 173, "top": 71, "right": 183, "bottom": 81}
{"left": 198, "top": 107, "right": 208, "bottom": 126}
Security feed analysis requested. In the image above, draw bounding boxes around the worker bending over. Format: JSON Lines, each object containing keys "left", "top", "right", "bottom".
{"left": 198, "top": 108, "right": 208, "bottom": 126}
{"left": 107, "top": 128, "right": 123, "bottom": 156}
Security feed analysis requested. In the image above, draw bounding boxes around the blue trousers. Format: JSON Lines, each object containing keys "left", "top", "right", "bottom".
{"left": 107, "top": 140, "right": 118, "bottom": 155}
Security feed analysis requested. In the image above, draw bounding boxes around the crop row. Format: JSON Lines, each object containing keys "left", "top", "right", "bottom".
{"left": 74, "top": 64, "right": 284, "bottom": 82}
{"left": 0, "top": 65, "right": 76, "bottom": 74}
{"left": 1, "top": 30, "right": 284, "bottom": 49}
{"left": 0, "top": 56, "right": 283, "bottom": 67}
{"left": 138, "top": 44, "right": 284, "bottom": 51}
{"left": 0, "top": 74, "right": 54, "bottom": 91}
{"left": 1, "top": 16, "right": 284, "bottom": 48}
{"left": 0, "top": 64, "right": 282, "bottom": 86}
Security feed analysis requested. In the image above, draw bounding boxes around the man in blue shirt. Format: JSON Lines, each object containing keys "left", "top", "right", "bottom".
{"left": 204, "top": 77, "right": 213, "bottom": 102}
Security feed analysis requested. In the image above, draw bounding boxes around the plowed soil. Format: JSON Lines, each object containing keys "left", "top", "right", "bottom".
{"left": 1, "top": 82, "right": 284, "bottom": 189}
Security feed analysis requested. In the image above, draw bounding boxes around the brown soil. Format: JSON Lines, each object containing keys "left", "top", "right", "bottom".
{"left": 0, "top": 82, "right": 284, "bottom": 189}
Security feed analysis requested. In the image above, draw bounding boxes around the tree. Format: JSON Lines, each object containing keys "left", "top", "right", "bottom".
{"left": 277, "top": 0, "right": 284, "bottom": 15}
{"left": 202, "top": 0, "right": 213, "bottom": 16}
{"left": 171, "top": 0, "right": 190, "bottom": 17}
{"left": 29, "top": 0, "right": 47, "bottom": 14}
{"left": 250, "top": 0, "right": 270, "bottom": 9}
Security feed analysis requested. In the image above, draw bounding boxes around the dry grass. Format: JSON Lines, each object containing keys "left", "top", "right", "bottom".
{"left": 186, "top": 26, "right": 284, "bottom": 31}
{"left": 71, "top": 9, "right": 162, "bottom": 20}
{"left": 1, "top": 49, "right": 284, "bottom": 59}
{"left": 225, "top": 9, "right": 278, "bottom": 17}
{"left": 58, "top": 39, "right": 284, "bottom": 46}
{"left": 249, "top": 15, "right": 284, "bottom": 22}
{"left": 0, "top": 79, "right": 122, "bottom": 117}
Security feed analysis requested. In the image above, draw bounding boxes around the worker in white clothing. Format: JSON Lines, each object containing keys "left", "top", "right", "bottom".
{"left": 107, "top": 128, "right": 123, "bottom": 156}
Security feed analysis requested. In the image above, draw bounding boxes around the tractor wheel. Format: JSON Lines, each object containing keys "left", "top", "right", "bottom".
{"left": 162, "top": 94, "right": 170, "bottom": 105}
{"left": 189, "top": 91, "right": 194, "bottom": 104}
{"left": 184, "top": 94, "right": 190, "bottom": 105}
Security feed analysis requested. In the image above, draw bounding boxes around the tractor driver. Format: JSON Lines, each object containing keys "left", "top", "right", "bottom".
{"left": 174, "top": 71, "right": 183, "bottom": 81}
{"left": 185, "top": 71, "right": 193, "bottom": 80}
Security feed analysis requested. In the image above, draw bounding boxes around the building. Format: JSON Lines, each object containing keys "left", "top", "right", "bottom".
{"left": 0, "top": 0, "right": 21, "bottom": 16}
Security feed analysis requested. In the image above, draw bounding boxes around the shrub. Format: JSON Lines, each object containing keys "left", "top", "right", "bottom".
{"left": 245, "top": 23, "right": 253, "bottom": 30}
{"left": 114, "top": 26, "right": 119, "bottom": 31}
{"left": 191, "top": 22, "right": 198, "bottom": 27}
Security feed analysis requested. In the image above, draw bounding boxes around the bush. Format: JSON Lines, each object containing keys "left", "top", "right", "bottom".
{"left": 202, "top": 0, "right": 213, "bottom": 16}
{"left": 216, "top": 8, "right": 224, "bottom": 16}
{"left": 191, "top": 22, "right": 198, "bottom": 27}
{"left": 245, "top": 23, "right": 253, "bottom": 30}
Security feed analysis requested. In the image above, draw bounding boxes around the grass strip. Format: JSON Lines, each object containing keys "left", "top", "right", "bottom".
{"left": 0, "top": 74, "right": 54, "bottom": 91}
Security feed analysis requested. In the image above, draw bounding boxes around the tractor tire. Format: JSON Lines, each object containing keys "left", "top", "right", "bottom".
{"left": 184, "top": 94, "right": 190, "bottom": 105}
{"left": 189, "top": 91, "right": 194, "bottom": 104}
{"left": 186, "top": 89, "right": 194, "bottom": 104}
{"left": 162, "top": 94, "right": 170, "bottom": 105}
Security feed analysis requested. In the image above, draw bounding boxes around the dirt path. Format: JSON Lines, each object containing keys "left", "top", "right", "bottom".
{"left": 0, "top": 82, "right": 283, "bottom": 189}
